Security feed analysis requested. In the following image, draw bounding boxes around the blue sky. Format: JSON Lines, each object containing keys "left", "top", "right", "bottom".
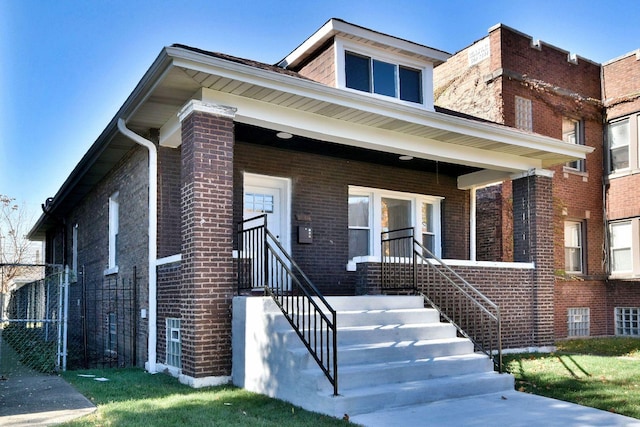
{"left": 2, "top": 0, "right": 639, "bottom": 217}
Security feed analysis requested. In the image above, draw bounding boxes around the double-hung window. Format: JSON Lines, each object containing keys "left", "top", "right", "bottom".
{"left": 348, "top": 186, "right": 442, "bottom": 265}
{"left": 564, "top": 221, "right": 584, "bottom": 274}
{"left": 345, "top": 51, "right": 423, "bottom": 104}
{"left": 563, "top": 118, "right": 585, "bottom": 171}
{"left": 608, "top": 118, "right": 630, "bottom": 173}
{"left": 609, "top": 221, "right": 632, "bottom": 274}
{"left": 348, "top": 194, "right": 371, "bottom": 259}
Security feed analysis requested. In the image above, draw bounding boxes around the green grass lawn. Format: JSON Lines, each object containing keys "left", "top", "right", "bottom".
{"left": 503, "top": 337, "right": 640, "bottom": 419}
{"left": 61, "top": 368, "right": 350, "bottom": 426}
{"left": 60, "top": 338, "right": 640, "bottom": 425}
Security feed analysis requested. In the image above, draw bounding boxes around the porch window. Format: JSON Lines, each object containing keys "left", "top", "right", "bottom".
{"left": 348, "top": 194, "right": 371, "bottom": 259}
{"left": 564, "top": 221, "right": 584, "bottom": 274}
{"left": 345, "top": 51, "right": 422, "bottom": 103}
{"left": 348, "top": 186, "right": 442, "bottom": 263}
{"left": 608, "top": 118, "right": 629, "bottom": 173}
{"left": 609, "top": 221, "right": 632, "bottom": 274}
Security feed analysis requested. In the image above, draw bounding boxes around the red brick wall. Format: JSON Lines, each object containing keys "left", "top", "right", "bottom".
{"left": 603, "top": 52, "right": 640, "bottom": 118}
{"left": 554, "top": 280, "right": 608, "bottom": 337}
{"left": 158, "top": 146, "right": 182, "bottom": 258}
{"left": 180, "top": 109, "right": 235, "bottom": 379}
{"left": 157, "top": 261, "right": 181, "bottom": 364}
{"left": 607, "top": 174, "right": 640, "bottom": 220}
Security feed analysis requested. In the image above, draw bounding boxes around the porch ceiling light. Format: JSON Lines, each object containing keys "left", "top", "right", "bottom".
{"left": 276, "top": 131, "right": 293, "bottom": 139}
{"left": 399, "top": 155, "right": 413, "bottom": 161}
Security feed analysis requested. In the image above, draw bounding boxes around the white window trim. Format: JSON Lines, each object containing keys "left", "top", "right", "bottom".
{"left": 564, "top": 220, "right": 584, "bottom": 274}
{"left": 608, "top": 117, "right": 632, "bottom": 175}
{"left": 105, "top": 191, "right": 120, "bottom": 275}
{"left": 608, "top": 219, "right": 639, "bottom": 278}
{"left": 347, "top": 186, "right": 442, "bottom": 270}
{"left": 334, "top": 38, "right": 433, "bottom": 109}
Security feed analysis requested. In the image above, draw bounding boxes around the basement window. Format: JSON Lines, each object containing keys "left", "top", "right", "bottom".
{"left": 166, "top": 318, "right": 182, "bottom": 368}
{"left": 567, "top": 308, "right": 589, "bottom": 337}
{"left": 616, "top": 307, "right": 640, "bottom": 336}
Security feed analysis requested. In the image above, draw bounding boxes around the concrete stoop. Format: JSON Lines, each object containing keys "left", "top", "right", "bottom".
{"left": 232, "top": 295, "right": 514, "bottom": 419}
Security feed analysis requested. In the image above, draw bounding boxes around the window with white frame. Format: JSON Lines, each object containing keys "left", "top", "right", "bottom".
{"left": 615, "top": 307, "right": 640, "bottom": 336}
{"left": 166, "top": 318, "right": 182, "bottom": 368}
{"left": 108, "top": 192, "right": 119, "bottom": 272}
{"left": 609, "top": 220, "right": 633, "bottom": 274}
{"left": 348, "top": 186, "right": 442, "bottom": 262}
{"left": 567, "top": 307, "right": 590, "bottom": 337}
{"left": 564, "top": 221, "right": 584, "bottom": 274}
{"left": 563, "top": 118, "right": 585, "bottom": 171}
{"left": 608, "top": 118, "right": 630, "bottom": 173}
{"left": 344, "top": 51, "right": 423, "bottom": 104}
{"left": 515, "top": 96, "right": 533, "bottom": 131}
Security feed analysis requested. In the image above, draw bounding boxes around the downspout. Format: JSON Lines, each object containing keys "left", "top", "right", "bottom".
{"left": 470, "top": 187, "right": 477, "bottom": 261}
{"left": 117, "top": 118, "right": 158, "bottom": 373}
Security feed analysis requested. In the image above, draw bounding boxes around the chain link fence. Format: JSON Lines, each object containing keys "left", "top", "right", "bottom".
{"left": 0, "top": 264, "right": 67, "bottom": 373}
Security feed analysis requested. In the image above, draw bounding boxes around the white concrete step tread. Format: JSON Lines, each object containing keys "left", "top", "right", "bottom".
{"left": 326, "top": 371, "right": 514, "bottom": 416}
{"left": 304, "top": 353, "right": 494, "bottom": 391}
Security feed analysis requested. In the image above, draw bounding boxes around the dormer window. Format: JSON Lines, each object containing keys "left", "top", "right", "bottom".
{"left": 345, "top": 51, "right": 423, "bottom": 104}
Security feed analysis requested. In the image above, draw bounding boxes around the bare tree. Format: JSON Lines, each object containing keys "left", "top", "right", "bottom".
{"left": 1, "top": 195, "right": 41, "bottom": 297}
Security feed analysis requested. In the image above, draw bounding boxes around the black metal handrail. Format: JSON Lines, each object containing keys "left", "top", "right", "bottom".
{"left": 381, "top": 228, "right": 502, "bottom": 371}
{"left": 237, "top": 215, "right": 338, "bottom": 395}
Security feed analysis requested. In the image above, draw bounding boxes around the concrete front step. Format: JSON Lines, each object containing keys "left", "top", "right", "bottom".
{"left": 306, "top": 352, "right": 494, "bottom": 392}
{"left": 232, "top": 295, "right": 512, "bottom": 420}
{"left": 313, "top": 371, "right": 515, "bottom": 417}
{"left": 280, "top": 322, "right": 456, "bottom": 347}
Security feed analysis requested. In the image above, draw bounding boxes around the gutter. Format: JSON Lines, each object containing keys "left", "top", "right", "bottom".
{"left": 117, "top": 118, "right": 158, "bottom": 374}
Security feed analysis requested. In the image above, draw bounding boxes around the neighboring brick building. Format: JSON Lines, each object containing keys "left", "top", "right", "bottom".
{"left": 434, "top": 24, "right": 640, "bottom": 340}
{"left": 29, "top": 19, "right": 591, "bottom": 387}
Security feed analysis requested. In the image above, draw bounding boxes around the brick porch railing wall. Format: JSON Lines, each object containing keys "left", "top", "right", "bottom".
{"left": 356, "top": 262, "right": 538, "bottom": 349}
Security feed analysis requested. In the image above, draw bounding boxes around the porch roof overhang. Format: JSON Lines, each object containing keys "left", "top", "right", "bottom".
{"left": 28, "top": 44, "right": 593, "bottom": 240}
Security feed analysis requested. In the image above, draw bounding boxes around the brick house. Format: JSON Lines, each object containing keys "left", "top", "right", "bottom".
{"left": 434, "top": 24, "right": 640, "bottom": 341}
{"left": 28, "top": 19, "right": 590, "bottom": 410}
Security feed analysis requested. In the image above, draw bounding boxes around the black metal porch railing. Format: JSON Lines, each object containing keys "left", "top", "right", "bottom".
{"left": 381, "top": 228, "right": 502, "bottom": 371}
{"left": 237, "top": 214, "right": 338, "bottom": 395}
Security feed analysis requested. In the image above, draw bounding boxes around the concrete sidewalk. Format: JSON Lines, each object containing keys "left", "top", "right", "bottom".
{"left": 0, "top": 337, "right": 95, "bottom": 426}
{"left": 350, "top": 390, "right": 640, "bottom": 427}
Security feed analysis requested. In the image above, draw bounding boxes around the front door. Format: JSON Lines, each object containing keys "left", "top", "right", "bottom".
{"left": 243, "top": 173, "right": 291, "bottom": 288}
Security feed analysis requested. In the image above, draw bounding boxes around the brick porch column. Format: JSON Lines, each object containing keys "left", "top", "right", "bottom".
{"left": 179, "top": 100, "right": 236, "bottom": 386}
{"left": 512, "top": 170, "right": 554, "bottom": 347}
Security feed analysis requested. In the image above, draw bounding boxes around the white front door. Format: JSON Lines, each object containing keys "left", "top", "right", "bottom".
{"left": 243, "top": 173, "right": 291, "bottom": 288}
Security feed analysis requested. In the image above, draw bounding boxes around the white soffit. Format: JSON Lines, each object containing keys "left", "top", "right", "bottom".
{"left": 155, "top": 46, "right": 591, "bottom": 172}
